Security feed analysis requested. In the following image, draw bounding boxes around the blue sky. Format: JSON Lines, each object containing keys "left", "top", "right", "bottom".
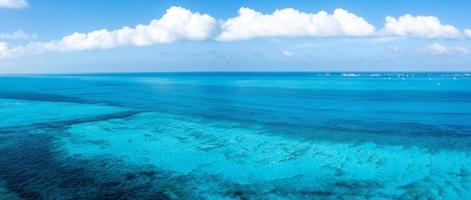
{"left": 1, "top": 0, "right": 471, "bottom": 73}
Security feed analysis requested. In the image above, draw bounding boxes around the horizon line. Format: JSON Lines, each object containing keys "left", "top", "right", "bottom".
{"left": 2, "top": 70, "right": 471, "bottom": 76}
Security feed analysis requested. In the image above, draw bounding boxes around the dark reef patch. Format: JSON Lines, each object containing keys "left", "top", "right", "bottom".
{"left": 0, "top": 130, "right": 198, "bottom": 199}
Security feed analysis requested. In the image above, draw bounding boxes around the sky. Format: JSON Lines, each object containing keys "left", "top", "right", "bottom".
{"left": 1, "top": 0, "right": 471, "bottom": 73}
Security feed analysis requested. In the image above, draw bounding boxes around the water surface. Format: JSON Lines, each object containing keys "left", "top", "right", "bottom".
{"left": 1, "top": 72, "right": 470, "bottom": 199}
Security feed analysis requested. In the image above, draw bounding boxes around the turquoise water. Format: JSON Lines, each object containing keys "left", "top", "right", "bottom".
{"left": 0, "top": 72, "right": 470, "bottom": 199}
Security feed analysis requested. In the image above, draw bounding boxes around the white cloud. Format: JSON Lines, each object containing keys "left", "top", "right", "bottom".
{"left": 422, "top": 43, "right": 471, "bottom": 55}
{"left": 0, "top": 30, "right": 34, "bottom": 40}
{"left": 0, "top": 0, "right": 28, "bottom": 9}
{"left": 424, "top": 43, "right": 448, "bottom": 55}
{"left": 381, "top": 14, "right": 462, "bottom": 39}
{"left": 0, "top": 6, "right": 216, "bottom": 58}
{"left": 388, "top": 45, "right": 400, "bottom": 52}
{"left": 0, "top": 42, "right": 9, "bottom": 58}
{"left": 454, "top": 47, "right": 471, "bottom": 54}
{"left": 465, "top": 29, "right": 471, "bottom": 38}
{"left": 217, "top": 8, "right": 375, "bottom": 41}
{"left": 369, "top": 37, "right": 401, "bottom": 44}
{"left": 46, "top": 6, "right": 216, "bottom": 51}
{"left": 3, "top": 6, "right": 471, "bottom": 60}
{"left": 281, "top": 50, "right": 295, "bottom": 57}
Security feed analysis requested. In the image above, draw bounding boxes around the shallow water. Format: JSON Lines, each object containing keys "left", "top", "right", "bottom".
{"left": 1, "top": 72, "right": 470, "bottom": 199}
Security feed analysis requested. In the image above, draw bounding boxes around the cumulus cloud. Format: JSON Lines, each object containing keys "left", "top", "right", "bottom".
{"left": 0, "top": 42, "right": 9, "bottom": 58}
{"left": 0, "top": 6, "right": 216, "bottom": 58}
{"left": 217, "top": 8, "right": 376, "bottom": 41}
{"left": 0, "top": 30, "right": 34, "bottom": 40}
{"left": 424, "top": 43, "right": 448, "bottom": 55}
{"left": 423, "top": 43, "right": 471, "bottom": 55}
{"left": 0, "top": 0, "right": 28, "bottom": 9}
{"left": 45, "top": 6, "right": 216, "bottom": 51}
{"left": 281, "top": 50, "right": 295, "bottom": 57}
{"left": 388, "top": 45, "right": 400, "bottom": 52}
{"left": 3, "top": 6, "right": 471, "bottom": 59}
{"left": 380, "top": 14, "right": 462, "bottom": 39}
{"left": 465, "top": 29, "right": 471, "bottom": 38}
{"left": 454, "top": 47, "right": 471, "bottom": 54}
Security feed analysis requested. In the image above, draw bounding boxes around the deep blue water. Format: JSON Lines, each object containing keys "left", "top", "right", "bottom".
{"left": 0, "top": 72, "right": 470, "bottom": 199}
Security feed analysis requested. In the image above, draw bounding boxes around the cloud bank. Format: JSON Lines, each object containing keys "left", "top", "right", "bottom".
{"left": 0, "top": 30, "right": 34, "bottom": 40}
{"left": 0, "top": 6, "right": 217, "bottom": 58}
{"left": 381, "top": 15, "right": 462, "bottom": 39}
{"left": 423, "top": 43, "right": 471, "bottom": 55}
{"left": 424, "top": 43, "right": 448, "bottom": 55}
{"left": 1, "top": 6, "right": 471, "bottom": 59}
{"left": 281, "top": 50, "right": 295, "bottom": 57}
{"left": 465, "top": 29, "right": 471, "bottom": 38}
{"left": 0, "top": 0, "right": 28, "bottom": 9}
{"left": 44, "top": 6, "right": 217, "bottom": 51}
{"left": 455, "top": 46, "right": 471, "bottom": 54}
{"left": 0, "top": 42, "right": 8, "bottom": 58}
{"left": 217, "top": 8, "right": 375, "bottom": 41}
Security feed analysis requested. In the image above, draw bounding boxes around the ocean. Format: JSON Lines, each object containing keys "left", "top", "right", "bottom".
{"left": 0, "top": 72, "right": 470, "bottom": 199}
